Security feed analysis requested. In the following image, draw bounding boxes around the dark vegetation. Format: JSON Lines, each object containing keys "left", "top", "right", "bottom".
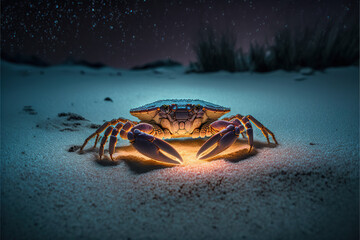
{"left": 1, "top": 52, "right": 106, "bottom": 69}
{"left": 131, "top": 59, "right": 182, "bottom": 70}
{"left": 1, "top": 51, "right": 181, "bottom": 71}
{"left": 190, "top": 18, "right": 359, "bottom": 73}
{"left": 192, "top": 29, "right": 238, "bottom": 72}
{"left": 2, "top": 52, "right": 50, "bottom": 67}
{"left": 62, "top": 58, "right": 106, "bottom": 69}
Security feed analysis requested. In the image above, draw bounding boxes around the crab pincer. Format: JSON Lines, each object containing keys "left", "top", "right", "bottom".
{"left": 128, "top": 129, "right": 183, "bottom": 164}
{"left": 196, "top": 125, "right": 241, "bottom": 160}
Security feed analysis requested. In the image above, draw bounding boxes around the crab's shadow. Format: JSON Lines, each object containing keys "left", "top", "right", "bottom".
{"left": 87, "top": 138, "right": 277, "bottom": 174}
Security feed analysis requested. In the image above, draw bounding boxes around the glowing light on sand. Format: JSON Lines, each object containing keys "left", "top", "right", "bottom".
{"left": 113, "top": 138, "right": 251, "bottom": 167}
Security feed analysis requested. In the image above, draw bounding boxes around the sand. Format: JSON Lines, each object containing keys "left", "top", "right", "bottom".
{"left": 1, "top": 62, "right": 359, "bottom": 240}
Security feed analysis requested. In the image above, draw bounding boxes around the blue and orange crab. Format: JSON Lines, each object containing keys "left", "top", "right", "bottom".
{"left": 80, "top": 99, "right": 278, "bottom": 164}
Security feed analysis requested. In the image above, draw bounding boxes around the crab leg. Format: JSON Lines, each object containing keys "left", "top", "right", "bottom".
{"left": 128, "top": 129, "right": 183, "bottom": 164}
{"left": 224, "top": 114, "right": 278, "bottom": 145}
{"left": 108, "top": 123, "right": 124, "bottom": 160}
{"left": 80, "top": 118, "right": 135, "bottom": 151}
{"left": 93, "top": 135, "right": 100, "bottom": 148}
{"left": 241, "top": 118, "right": 254, "bottom": 152}
{"left": 197, "top": 125, "right": 243, "bottom": 159}
{"left": 245, "top": 115, "right": 278, "bottom": 144}
{"left": 99, "top": 126, "right": 114, "bottom": 160}
{"left": 119, "top": 121, "right": 135, "bottom": 139}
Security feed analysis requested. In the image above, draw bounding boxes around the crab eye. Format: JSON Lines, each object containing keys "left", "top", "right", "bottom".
{"left": 195, "top": 104, "right": 201, "bottom": 110}
{"left": 161, "top": 105, "right": 170, "bottom": 112}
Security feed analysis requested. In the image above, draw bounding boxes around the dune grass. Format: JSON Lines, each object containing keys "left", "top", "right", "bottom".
{"left": 193, "top": 29, "right": 238, "bottom": 72}
{"left": 192, "top": 18, "right": 359, "bottom": 73}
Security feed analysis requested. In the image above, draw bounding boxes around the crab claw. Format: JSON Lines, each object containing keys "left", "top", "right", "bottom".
{"left": 196, "top": 132, "right": 223, "bottom": 159}
{"left": 128, "top": 129, "right": 182, "bottom": 164}
{"left": 197, "top": 125, "right": 240, "bottom": 160}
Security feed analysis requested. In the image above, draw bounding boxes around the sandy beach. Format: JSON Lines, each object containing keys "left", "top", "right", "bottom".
{"left": 1, "top": 62, "right": 358, "bottom": 240}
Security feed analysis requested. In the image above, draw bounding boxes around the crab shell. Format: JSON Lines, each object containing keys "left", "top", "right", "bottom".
{"left": 129, "top": 99, "right": 230, "bottom": 122}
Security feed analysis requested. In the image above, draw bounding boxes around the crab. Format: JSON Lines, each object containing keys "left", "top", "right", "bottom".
{"left": 79, "top": 99, "right": 278, "bottom": 164}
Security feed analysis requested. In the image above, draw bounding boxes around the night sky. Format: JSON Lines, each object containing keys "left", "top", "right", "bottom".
{"left": 1, "top": 0, "right": 358, "bottom": 68}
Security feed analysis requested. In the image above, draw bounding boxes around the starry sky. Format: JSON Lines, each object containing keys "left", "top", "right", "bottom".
{"left": 1, "top": 0, "right": 358, "bottom": 68}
